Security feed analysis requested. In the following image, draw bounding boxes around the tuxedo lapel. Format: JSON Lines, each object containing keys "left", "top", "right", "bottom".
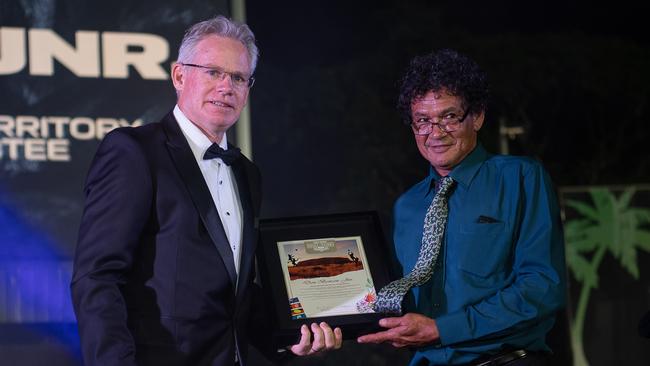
{"left": 230, "top": 156, "right": 255, "bottom": 301}
{"left": 161, "top": 113, "right": 237, "bottom": 288}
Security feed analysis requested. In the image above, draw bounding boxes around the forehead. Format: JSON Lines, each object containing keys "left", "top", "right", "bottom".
{"left": 191, "top": 35, "right": 251, "bottom": 73}
{"left": 411, "top": 90, "right": 464, "bottom": 113}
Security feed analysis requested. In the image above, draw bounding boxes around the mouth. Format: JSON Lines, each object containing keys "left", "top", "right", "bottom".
{"left": 426, "top": 144, "right": 452, "bottom": 153}
{"left": 207, "top": 100, "right": 233, "bottom": 109}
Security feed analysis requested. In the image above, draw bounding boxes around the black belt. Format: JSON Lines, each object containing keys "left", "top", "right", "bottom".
{"left": 471, "top": 349, "right": 528, "bottom": 366}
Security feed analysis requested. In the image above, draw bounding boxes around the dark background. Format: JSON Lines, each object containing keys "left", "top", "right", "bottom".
{"left": 245, "top": 1, "right": 650, "bottom": 365}
{"left": 247, "top": 0, "right": 650, "bottom": 222}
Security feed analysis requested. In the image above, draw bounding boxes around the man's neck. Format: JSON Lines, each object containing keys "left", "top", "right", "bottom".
{"left": 192, "top": 122, "right": 224, "bottom": 144}
{"left": 173, "top": 105, "right": 227, "bottom": 148}
{"left": 175, "top": 105, "right": 225, "bottom": 144}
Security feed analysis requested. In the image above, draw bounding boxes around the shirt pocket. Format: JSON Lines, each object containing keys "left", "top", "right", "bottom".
{"left": 456, "top": 221, "right": 511, "bottom": 279}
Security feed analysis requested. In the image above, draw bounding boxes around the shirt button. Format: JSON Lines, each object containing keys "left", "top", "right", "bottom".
{"left": 226, "top": 212, "right": 230, "bottom": 216}
{"left": 219, "top": 180, "right": 223, "bottom": 185}
{"left": 433, "top": 303, "right": 440, "bottom": 308}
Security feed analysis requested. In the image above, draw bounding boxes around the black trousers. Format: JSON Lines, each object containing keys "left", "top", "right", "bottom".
{"left": 464, "top": 350, "right": 549, "bottom": 366}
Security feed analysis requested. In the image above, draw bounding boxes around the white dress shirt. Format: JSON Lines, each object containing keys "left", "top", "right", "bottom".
{"left": 174, "top": 105, "right": 243, "bottom": 275}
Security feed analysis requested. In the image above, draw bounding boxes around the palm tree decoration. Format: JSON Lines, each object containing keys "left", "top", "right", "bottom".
{"left": 564, "top": 187, "right": 650, "bottom": 366}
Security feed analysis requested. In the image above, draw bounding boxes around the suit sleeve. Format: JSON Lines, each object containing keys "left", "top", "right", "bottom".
{"left": 435, "top": 163, "right": 567, "bottom": 346}
{"left": 70, "top": 129, "right": 152, "bottom": 366}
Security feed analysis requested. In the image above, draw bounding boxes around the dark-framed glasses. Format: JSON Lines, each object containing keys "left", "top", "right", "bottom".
{"left": 411, "top": 108, "right": 471, "bottom": 135}
{"left": 179, "top": 62, "right": 255, "bottom": 88}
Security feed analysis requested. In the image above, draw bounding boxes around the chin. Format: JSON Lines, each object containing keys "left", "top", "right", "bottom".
{"left": 427, "top": 157, "right": 454, "bottom": 170}
{"left": 425, "top": 154, "right": 448, "bottom": 165}
{"left": 204, "top": 114, "right": 234, "bottom": 126}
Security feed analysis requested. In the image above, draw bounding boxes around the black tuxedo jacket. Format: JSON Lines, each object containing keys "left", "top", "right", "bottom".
{"left": 71, "top": 112, "right": 263, "bottom": 366}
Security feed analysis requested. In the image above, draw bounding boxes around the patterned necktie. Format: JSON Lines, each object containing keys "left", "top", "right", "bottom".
{"left": 374, "top": 176, "right": 456, "bottom": 314}
{"left": 203, "top": 143, "right": 241, "bottom": 166}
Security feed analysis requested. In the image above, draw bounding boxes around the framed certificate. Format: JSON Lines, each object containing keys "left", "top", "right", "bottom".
{"left": 256, "top": 211, "right": 394, "bottom": 347}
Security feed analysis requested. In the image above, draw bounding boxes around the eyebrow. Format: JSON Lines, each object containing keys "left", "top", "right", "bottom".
{"left": 189, "top": 63, "right": 250, "bottom": 77}
{"left": 412, "top": 107, "right": 461, "bottom": 117}
{"left": 208, "top": 65, "right": 243, "bottom": 73}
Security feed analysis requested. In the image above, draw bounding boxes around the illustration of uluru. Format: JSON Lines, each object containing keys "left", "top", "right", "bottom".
{"left": 288, "top": 256, "right": 364, "bottom": 280}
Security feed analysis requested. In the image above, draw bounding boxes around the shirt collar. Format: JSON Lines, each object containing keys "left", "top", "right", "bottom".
{"left": 425, "top": 143, "right": 489, "bottom": 195}
{"left": 174, "top": 105, "right": 228, "bottom": 162}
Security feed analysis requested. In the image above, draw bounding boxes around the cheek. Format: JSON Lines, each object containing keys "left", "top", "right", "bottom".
{"left": 234, "top": 98, "right": 245, "bottom": 110}
{"left": 237, "top": 92, "right": 249, "bottom": 109}
{"left": 414, "top": 137, "right": 427, "bottom": 151}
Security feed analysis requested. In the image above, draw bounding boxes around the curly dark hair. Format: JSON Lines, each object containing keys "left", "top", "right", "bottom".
{"left": 397, "top": 49, "right": 489, "bottom": 125}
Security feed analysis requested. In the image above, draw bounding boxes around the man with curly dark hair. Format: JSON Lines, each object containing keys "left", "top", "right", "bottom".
{"left": 358, "top": 49, "right": 566, "bottom": 366}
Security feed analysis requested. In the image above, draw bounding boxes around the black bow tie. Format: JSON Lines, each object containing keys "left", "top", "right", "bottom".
{"left": 203, "top": 143, "right": 241, "bottom": 166}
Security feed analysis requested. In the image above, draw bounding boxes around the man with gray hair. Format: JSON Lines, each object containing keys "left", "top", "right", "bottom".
{"left": 72, "top": 15, "right": 341, "bottom": 366}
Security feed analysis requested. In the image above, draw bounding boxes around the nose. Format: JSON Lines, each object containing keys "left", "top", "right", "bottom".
{"left": 215, "top": 73, "right": 234, "bottom": 92}
{"left": 427, "top": 124, "right": 448, "bottom": 140}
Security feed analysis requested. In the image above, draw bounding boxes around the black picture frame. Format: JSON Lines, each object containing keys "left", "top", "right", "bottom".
{"left": 256, "top": 211, "right": 394, "bottom": 348}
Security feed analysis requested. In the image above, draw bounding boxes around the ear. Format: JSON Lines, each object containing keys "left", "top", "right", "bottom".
{"left": 171, "top": 62, "right": 184, "bottom": 92}
{"left": 472, "top": 111, "right": 485, "bottom": 131}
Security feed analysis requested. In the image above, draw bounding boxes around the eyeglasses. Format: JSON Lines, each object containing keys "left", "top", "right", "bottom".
{"left": 179, "top": 62, "right": 255, "bottom": 89}
{"left": 411, "top": 108, "right": 471, "bottom": 135}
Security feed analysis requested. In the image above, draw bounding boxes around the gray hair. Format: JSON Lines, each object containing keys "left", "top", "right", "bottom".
{"left": 177, "top": 15, "right": 259, "bottom": 73}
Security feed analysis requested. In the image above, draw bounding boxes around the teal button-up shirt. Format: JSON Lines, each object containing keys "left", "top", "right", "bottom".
{"left": 392, "top": 144, "right": 566, "bottom": 365}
